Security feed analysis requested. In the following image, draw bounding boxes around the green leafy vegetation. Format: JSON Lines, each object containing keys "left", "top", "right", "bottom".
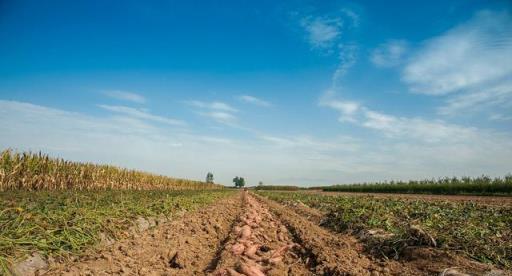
{"left": 206, "top": 172, "right": 215, "bottom": 184}
{"left": 233, "top": 176, "right": 246, "bottom": 188}
{"left": 257, "top": 191, "right": 512, "bottom": 268}
{"left": 322, "top": 175, "right": 512, "bottom": 195}
{"left": 0, "top": 189, "right": 234, "bottom": 273}
{"left": 0, "top": 150, "right": 222, "bottom": 191}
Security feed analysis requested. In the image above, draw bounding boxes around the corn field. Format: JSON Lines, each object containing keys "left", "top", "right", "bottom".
{"left": 0, "top": 150, "right": 222, "bottom": 191}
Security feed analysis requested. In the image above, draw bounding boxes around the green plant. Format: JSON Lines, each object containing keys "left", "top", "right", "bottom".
{"left": 0, "top": 189, "right": 234, "bottom": 273}
{"left": 322, "top": 175, "right": 512, "bottom": 195}
{"left": 257, "top": 191, "right": 512, "bottom": 268}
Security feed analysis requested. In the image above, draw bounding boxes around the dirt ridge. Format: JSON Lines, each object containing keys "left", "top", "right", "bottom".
{"left": 211, "top": 191, "right": 312, "bottom": 275}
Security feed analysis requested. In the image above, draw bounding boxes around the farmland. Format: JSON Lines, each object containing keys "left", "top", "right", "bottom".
{"left": 8, "top": 190, "right": 504, "bottom": 276}
{"left": 0, "top": 151, "right": 227, "bottom": 275}
{"left": 0, "top": 189, "right": 234, "bottom": 274}
{"left": 1, "top": 151, "right": 511, "bottom": 275}
{"left": 256, "top": 190, "right": 512, "bottom": 269}
{"left": 2, "top": 188, "right": 511, "bottom": 275}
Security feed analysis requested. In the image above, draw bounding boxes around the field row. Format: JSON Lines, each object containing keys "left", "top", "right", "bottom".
{"left": 0, "top": 189, "right": 234, "bottom": 274}
{"left": 256, "top": 191, "right": 512, "bottom": 269}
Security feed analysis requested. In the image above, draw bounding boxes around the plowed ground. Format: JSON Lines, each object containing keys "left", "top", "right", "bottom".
{"left": 44, "top": 191, "right": 509, "bottom": 276}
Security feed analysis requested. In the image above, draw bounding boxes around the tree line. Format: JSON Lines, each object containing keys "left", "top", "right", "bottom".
{"left": 323, "top": 175, "right": 512, "bottom": 195}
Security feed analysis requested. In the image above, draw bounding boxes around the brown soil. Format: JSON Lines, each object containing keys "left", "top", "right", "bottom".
{"left": 211, "top": 191, "right": 312, "bottom": 276}
{"left": 303, "top": 190, "right": 512, "bottom": 207}
{"left": 45, "top": 193, "right": 243, "bottom": 275}
{"left": 41, "top": 191, "right": 509, "bottom": 276}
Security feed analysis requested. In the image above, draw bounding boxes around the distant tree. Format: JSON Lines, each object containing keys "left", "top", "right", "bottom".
{"left": 206, "top": 172, "right": 214, "bottom": 184}
{"left": 233, "top": 176, "right": 246, "bottom": 188}
{"left": 258, "top": 181, "right": 263, "bottom": 186}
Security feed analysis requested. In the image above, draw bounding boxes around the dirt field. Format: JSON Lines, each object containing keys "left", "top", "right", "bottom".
{"left": 303, "top": 190, "right": 512, "bottom": 206}
{"left": 41, "top": 191, "right": 508, "bottom": 276}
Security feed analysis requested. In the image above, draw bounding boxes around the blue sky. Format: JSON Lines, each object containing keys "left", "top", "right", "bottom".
{"left": 1, "top": 0, "right": 511, "bottom": 186}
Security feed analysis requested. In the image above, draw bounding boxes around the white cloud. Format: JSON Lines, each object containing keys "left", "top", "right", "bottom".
{"left": 332, "top": 43, "right": 358, "bottom": 84}
{"left": 0, "top": 100, "right": 259, "bottom": 184}
{"left": 438, "top": 80, "right": 512, "bottom": 115}
{"left": 489, "top": 113, "right": 512, "bottom": 121}
{"left": 185, "top": 100, "right": 238, "bottom": 113}
{"left": 185, "top": 100, "right": 239, "bottom": 125}
{"left": 403, "top": 10, "right": 512, "bottom": 95}
{"left": 341, "top": 8, "right": 359, "bottom": 28}
{"left": 361, "top": 109, "right": 478, "bottom": 143}
{"left": 298, "top": 9, "right": 359, "bottom": 89}
{"left": 317, "top": 92, "right": 512, "bottom": 180}
{"left": 301, "top": 16, "right": 343, "bottom": 49}
{"left": 104, "top": 90, "right": 146, "bottom": 104}
{"left": 319, "top": 90, "right": 359, "bottom": 122}
{"left": 238, "top": 95, "right": 272, "bottom": 107}
{"left": 261, "top": 135, "right": 359, "bottom": 152}
{"left": 370, "top": 39, "right": 408, "bottom": 68}
{"left": 319, "top": 91, "right": 484, "bottom": 144}
{"left": 201, "top": 111, "right": 237, "bottom": 125}
{"left": 98, "top": 104, "right": 186, "bottom": 126}
{"left": 2, "top": 100, "right": 512, "bottom": 186}
{"left": 400, "top": 10, "right": 512, "bottom": 120}
{"left": 299, "top": 9, "right": 360, "bottom": 51}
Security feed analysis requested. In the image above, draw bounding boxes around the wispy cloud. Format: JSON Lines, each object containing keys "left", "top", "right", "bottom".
{"left": 261, "top": 135, "right": 359, "bottom": 152}
{"left": 361, "top": 109, "right": 478, "bottom": 143}
{"left": 489, "top": 113, "right": 512, "bottom": 121}
{"left": 341, "top": 8, "right": 359, "bottom": 27}
{"left": 98, "top": 104, "right": 186, "bottom": 126}
{"left": 184, "top": 100, "right": 238, "bottom": 113}
{"left": 185, "top": 100, "right": 239, "bottom": 125}
{"left": 401, "top": 10, "right": 512, "bottom": 120}
{"left": 403, "top": 10, "right": 512, "bottom": 95}
{"left": 200, "top": 111, "right": 238, "bottom": 125}
{"left": 319, "top": 90, "right": 360, "bottom": 122}
{"left": 370, "top": 39, "right": 409, "bottom": 68}
{"left": 301, "top": 16, "right": 343, "bottom": 50}
{"left": 315, "top": 89, "right": 512, "bottom": 180}
{"left": 2, "top": 100, "right": 512, "bottom": 186}
{"left": 298, "top": 8, "right": 359, "bottom": 51}
{"left": 319, "top": 91, "right": 486, "bottom": 143}
{"left": 438, "top": 80, "right": 512, "bottom": 116}
{"left": 332, "top": 43, "right": 358, "bottom": 84}
{"left": 104, "top": 90, "right": 146, "bottom": 104}
{"left": 0, "top": 100, "right": 254, "bottom": 184}
{"left": 238, "top": 95, "right": 272, "bottom": 107}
